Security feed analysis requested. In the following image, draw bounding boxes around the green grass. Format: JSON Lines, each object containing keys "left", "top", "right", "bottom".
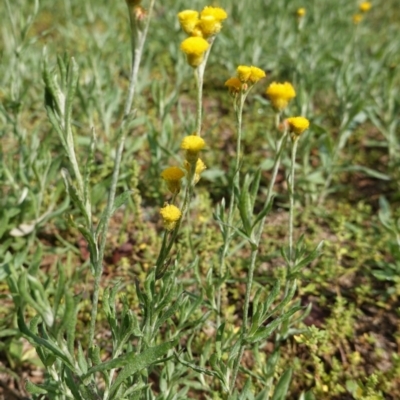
{"left": 1, "top": 0, "right": 400, "bottom": 399}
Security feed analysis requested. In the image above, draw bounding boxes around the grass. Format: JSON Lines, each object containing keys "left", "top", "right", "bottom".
{"left": 1, "top": 0, "right": 400, "bottom": 399}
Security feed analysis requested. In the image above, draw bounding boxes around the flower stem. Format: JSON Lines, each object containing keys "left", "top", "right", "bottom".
{"left": 216, "top": 91, "right": 245, "bottom": 328}
{"left": 230, "top": 125, "right": 288, "bottom": 392}
{"left": 195, "top": 69, "right": 204, "bottom": 136}
{"left": 289, "top": 138, "right": 299, "bottom": 268}
{"left": 88, "top": 0, "right": 156, "bottom": 350}
{"left": 195, "top": 37, "right": 214, "bottom": 136}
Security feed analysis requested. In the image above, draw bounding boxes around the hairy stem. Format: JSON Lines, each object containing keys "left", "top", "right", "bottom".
{"left": 289, "top": 138, "right": 299, "bottom": 268}
{"left": 230, "top": 125, "right": 288, "bottom": 392}
{"left": 88, "top": 0, "right": 156, "bottom": 350}
{"left": 216, "top": 92, "right": 245, "bottom": 328}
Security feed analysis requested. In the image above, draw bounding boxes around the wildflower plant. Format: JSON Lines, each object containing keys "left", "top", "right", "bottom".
{"left": 214, "top": 73, "right": 322, "bottom": 395}
{"left": 1, "top": 0, "right": 178, "bottom": 398}
{"left": 2, "top": 0, "right": 399, "bottom": 399}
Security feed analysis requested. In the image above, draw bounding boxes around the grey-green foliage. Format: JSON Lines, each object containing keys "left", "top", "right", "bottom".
{"left": 2, "top": 252, "right": 193, "bottom": 399}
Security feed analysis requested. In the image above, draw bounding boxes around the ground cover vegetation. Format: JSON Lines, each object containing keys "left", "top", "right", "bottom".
{"left": 0, "top": 0, "right": 399, "bottom": 399}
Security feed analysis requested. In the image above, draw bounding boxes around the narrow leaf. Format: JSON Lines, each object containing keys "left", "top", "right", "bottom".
{"left": 84, "top": 341, "right": 176, "bottom": 380}
{"left": 96, "top": 190, "right": 133, "bottom": 238}
{"left": 109, "top": 341, "right": 177, "bottom": 396}
{"left": 271, "top": 368, "right": 293, "bottom": 400}
{"left": 25, "top": 380, "right": 48, "bottom": 395}
{"left": 17, "top": 308, "right": 74, "bottom": 370}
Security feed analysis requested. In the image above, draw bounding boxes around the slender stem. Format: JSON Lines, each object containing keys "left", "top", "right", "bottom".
{"left": 230, "top": 126, "right": 288, "bottom": 392}
{"left": 194, "top": 37, "right": 214, "bottom": 136}
{"left": 230, "top": 247, "right": 257, "bottom": 391}
{"left": 88, "top": 0, "right": 156, "bottom": 349}
{"left": 289, "top": 138, "right": 299, "bottom": 267}
{"left": 263, "top": 130, "right": 288, "bottom": 222}
{"left": 216, "top": 92, "right": 245, "bottom": 327}
{"left": 125, "top": 1, "right": 156, "bottom": 118}
{"left": 195, "top": 69, "right": 203, "bottom": 136}
{"left": 261, "top": 137, "right": 299, "bottom": 400}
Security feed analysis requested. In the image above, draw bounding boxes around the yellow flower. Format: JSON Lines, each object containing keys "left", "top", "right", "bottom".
{"left": 160, "top": 204, "right": 181, "bottom": 231}
{"left": 197, "top": 6, "right": 227, "bottom": 37}
{"left": 181, "top": 135, "right": 205, "bottom": 152}
{"left": 296, "top": 8, "right": 306, "bottom": 17}
{"left": 181, "top": 135, "right": 206, "bottom": 163}
{"left": 197, "top": 16, "right": 221, "bottom": 37}
{"left": 359, "top": 2, "right": 372, "bottom": 12}
{"left": 184, "top": 158, "right": 207, "bottom": 184}
{"left": 266, "top": 82, "right": 296, "bottom": 112}
{"left": 237, "top": 66, "right": 252, "bottom": 82}
{"left": 286, "top": 116, "right": 310, "bottom": 137}
{"left": 237, "top": 66, "right": 266, "bottom": 84}
{"left": 200, "top": 6, "right": 228, "bottom": 22}
{"left": 352, "top": 14, "right": 363, "bottom": 24}
{"left": 180, "top": 37, "right": 210, "bottom": 67}
{"left": 178, "top": 10, "right": 199, "bottom": 35}
{"left": 249, "top": 66, "right": 266, "bottom": 83}
{"left": 225, "top": 77, "right": 242, "bottom": 94}
{"left": 161, "top": 167, "right": 185, "bottom": 194}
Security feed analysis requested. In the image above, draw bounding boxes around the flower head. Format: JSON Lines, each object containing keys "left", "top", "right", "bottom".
{"left": 249, "top": 66, "right": 266, "bottom": 83}
{"left": 237, "top": 66, "right": 252, "bottom": 82}
{"left": 266, "top": 82, "right": 296, "bottom": 112}
{"left": 197, "top": 6, "right": 227, "bottom": 37}
{"left": 184, "top": 158, "right": 207, "bottom": 184}
{"left": 197, "top": 16, "right": 221, "bottom": 37}
{"left": 181, "top": 135, "right": 206, "bottom": 163}
{"left": 359, "top": 2, "right": 372, "bottom": 12}
{"left": 178, "top": 10, "right": 199, "bottom": 34}
{"left": 296, "top": 8, "right": 306, "bottom": 17}
{"left": 160, "top": 204, "right": 181, "bottom": 231}
{"left": 286, "top": 116, "right": 310, "bottom": 137}
{"left": 181, "top": 135, "right": 205, "bottom": 152}
{"left": 352, "top": 14, "right": 363, "bottom": 24}
{"left": 161, "top": 167, "right": 185, "bottom": 194}
{"left": 180, "top": 37, "right": 210, "bottom": 67}
{"left": 236, "top": 65, "right": 266, "bottom": 84}
{"left": 225, "top": 77, "right": 242, "bottom": 94}
{"left": 200, "top": 6, "right": 228, "bottom": 22}
{"left": 178, "top": 6, "right": 227, "bottom": 38}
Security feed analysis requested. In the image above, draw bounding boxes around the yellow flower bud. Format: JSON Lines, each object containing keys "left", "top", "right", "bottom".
{"left": 160, "top": 204, "right": 181, "bottom": 231}
{"left": 161, "top": 167, "right": 185, "bottom": 194}
{"left": 197, "top": 6, "right": 227, "bottom": 37}
{"left": 359, "top": 2, "right": 372, "bottom": 12}
{"left": 237, "top": 66, "right": 252, "bottom": 82}
{"left": 178, "top": 10, "right": 199, "bottom": 35}
{"left": 184, "top": 158, "right": 207, "bottom": 184}
{"left": 180, "top": 37, "right": 209, "bottom": 67}
{"left": 237, "top": 65, "right": 266, "bottom": 84}
{"left": 296, "top": 8, "right": 306, "bottom": 17}
{"left": 352, "top": 14, "right": 363, "bottom": 24}
{"left": 200, "top": 6, "right": 228, "bottom": 22}
{"left": 197, "top": 15, "right": 222, "bottom": 37}
{"left": 181, "top": 135, "right": 205, "bottom": 163}
{"left": 225, "top": 77, "right": 242, "bottom": 94}
{"left": 266, "top": 82, "right": 296, "bottom": 112}
{"left": 286, "top": 116, "right": 310, "bottom": 137}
